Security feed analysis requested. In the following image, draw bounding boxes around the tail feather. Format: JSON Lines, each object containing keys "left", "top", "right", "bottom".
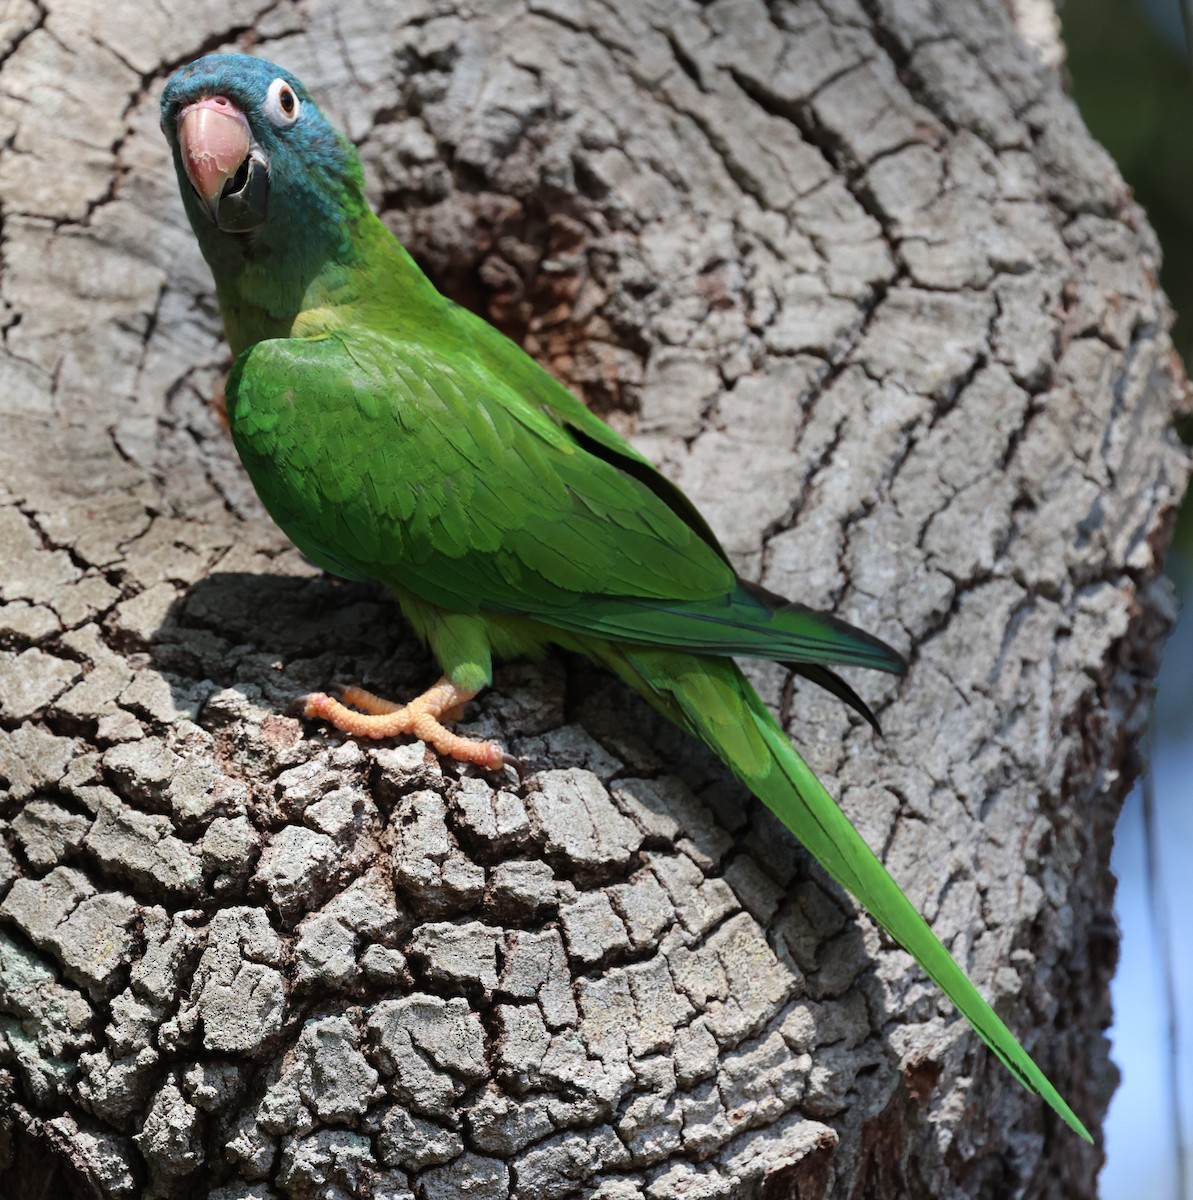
{"left": 786, "top": 661, "right": 884, "bottom": 733}
{"left": 595, "top": 640, "right": 1092, "bottom": 1141}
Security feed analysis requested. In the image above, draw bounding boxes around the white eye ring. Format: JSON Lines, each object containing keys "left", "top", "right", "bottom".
{"left": 263, "top": 78, "right": 301, "bottom": 126}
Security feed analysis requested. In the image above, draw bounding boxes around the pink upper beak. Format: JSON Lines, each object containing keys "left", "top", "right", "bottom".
{"left": 177, "top": 96, "right": 251, "bottom": 214}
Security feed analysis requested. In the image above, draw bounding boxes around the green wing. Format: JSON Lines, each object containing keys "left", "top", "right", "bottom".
{"left": 226, "top": 325, "right": 902, "bottom": 674}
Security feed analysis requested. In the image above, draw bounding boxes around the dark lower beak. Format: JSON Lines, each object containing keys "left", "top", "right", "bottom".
{"left": 213, "top": 153, "right": 269, "bottom": 231}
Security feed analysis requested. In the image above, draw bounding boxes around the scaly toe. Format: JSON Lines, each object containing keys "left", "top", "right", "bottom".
{"left": 341, "top": 685, "right": 404, "bottom": 715}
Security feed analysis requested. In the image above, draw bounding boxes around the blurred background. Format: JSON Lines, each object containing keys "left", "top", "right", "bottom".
{"left": 1060, "top": 0, "right": 1193, "bottom": 1195}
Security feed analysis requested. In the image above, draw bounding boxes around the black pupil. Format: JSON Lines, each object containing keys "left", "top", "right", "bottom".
{"left": 280, "top": 88, "right": 294, "bottom": 114}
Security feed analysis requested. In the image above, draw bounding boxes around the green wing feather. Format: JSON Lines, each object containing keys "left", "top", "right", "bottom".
{"left": 227, "top": 327, "right": 902, "bottom": 674}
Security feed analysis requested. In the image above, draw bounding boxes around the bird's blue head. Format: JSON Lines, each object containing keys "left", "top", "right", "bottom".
{"left": 161, "top": 54, "right": 366, "bottom": 313}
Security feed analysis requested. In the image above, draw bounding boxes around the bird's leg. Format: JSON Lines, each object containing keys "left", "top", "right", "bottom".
{"left": 302, "top": 676, "right": 505, "bottom": 770}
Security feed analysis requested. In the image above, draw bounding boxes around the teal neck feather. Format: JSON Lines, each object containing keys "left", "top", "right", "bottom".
{"left": 187, "top": 141, "right": 370, "bottom": 356}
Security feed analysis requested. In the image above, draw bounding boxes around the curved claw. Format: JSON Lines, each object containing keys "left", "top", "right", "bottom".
{"left": 500, "top": 753, "right": 528, "bottom": 783}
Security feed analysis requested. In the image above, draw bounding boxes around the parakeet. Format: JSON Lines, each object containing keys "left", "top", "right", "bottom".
{"left": 160, "top": 53, "right": 1090, "bottom": 1140}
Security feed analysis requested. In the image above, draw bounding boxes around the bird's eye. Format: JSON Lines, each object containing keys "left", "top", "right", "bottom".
{"left": 263, "top": 78, "right": 301, "bottom": 126}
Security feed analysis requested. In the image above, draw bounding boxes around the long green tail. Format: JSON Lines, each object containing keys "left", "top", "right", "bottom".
{"left": 589, "top": 639, "right": 1092, "bottom": 1141}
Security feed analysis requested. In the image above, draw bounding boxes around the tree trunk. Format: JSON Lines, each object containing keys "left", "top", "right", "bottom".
{"left": 0, "top": 1, "right": 1188, "bottom": 1197}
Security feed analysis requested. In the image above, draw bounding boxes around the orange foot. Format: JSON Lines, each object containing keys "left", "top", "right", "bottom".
{"left": 302, "top": 676, "right": 510, "bottom": 772}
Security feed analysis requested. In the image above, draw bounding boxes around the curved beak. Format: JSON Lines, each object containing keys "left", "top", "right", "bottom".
{"left": 177, "top": 97, "right": 268, "bottom": 231}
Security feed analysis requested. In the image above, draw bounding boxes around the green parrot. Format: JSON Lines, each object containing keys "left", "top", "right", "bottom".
{"left": 160, "top": 53, "right": 1090, "bottom": 1140}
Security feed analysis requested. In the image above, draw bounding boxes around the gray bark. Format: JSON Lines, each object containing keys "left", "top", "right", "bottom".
{"left": 0, "top": 1, "right": 1188, "bottom": 1198}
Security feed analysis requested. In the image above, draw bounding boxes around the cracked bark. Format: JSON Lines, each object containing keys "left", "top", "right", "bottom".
{"left": 0, "top": 1, "right": 1188, "bottom": 1198}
